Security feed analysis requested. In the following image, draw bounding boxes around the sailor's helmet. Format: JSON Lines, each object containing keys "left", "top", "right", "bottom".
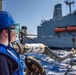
{"left": 0, "top": 11, "right": 17, "bottom": 29}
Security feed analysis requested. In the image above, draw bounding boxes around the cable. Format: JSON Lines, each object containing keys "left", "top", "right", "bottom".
{"left": 64, "top": 59, "right": 76, "bottom": 75}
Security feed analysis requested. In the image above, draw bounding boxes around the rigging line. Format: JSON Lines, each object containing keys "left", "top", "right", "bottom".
{"left": 26, "top": 37, "right": 40, "bottom": 43}
{"left": 27, "top": 34, "right": 55, "bottom": 38}
{"left": 26, "top": 33, "right": 76, "bottom": 40}
{"left": 64, "top": 60, "right": 75, "bottom": 75}
{"left": 64, "top": 56, "right": 76, "bottom": 75}
{"left": 26, "top": 36, "right": 50, "bottom": 44}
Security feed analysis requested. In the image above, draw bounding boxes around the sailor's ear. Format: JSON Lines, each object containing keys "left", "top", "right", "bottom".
{"left": 2, "top": 29, "right": 8, "bottom": 36}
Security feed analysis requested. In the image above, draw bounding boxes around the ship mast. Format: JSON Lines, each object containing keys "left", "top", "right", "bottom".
{"left": 65, "top": 0, "right": 75, "bottom": 14}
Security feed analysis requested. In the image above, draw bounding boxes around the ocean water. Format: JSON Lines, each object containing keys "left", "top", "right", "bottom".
{"left": 20, "top": 50, "right": 76, "bottom": 75}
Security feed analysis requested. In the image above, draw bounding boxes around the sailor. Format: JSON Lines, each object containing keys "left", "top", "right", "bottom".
{"left": 0, "top": 11, "right": 23, "bottom": 75}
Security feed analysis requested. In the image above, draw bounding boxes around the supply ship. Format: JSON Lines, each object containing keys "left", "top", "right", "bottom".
{"left": 26, "top": 0, "right": 76, "bottom": 49}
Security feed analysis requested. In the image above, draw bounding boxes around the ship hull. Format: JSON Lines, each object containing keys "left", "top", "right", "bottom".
{"left": 26, "top": 36, "right": 76, "bottom": 50}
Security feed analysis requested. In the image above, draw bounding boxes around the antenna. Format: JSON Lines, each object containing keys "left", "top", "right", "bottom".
{"left": 65, "top": 0, "right": 75, "bottom": 14}
{"left": 41, "top": 11, "right": 45, "bottom": 23}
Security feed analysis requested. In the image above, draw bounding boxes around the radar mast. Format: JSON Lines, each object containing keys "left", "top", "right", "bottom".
{"left": 65, "top": 0, "right": 75, "bottom": 14}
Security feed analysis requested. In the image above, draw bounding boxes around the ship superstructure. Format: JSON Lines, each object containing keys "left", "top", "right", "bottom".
{"left": 26, "top": 0, "right": 76, "bottom": 49}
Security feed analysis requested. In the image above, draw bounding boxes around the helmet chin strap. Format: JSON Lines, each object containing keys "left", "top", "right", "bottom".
{"left": 7, "top": 29, "right": 11, "bottom": 47}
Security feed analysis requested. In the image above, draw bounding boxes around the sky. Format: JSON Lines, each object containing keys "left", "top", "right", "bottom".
{"left": 2, "top": 0, "right": 76, "bottom": 36}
